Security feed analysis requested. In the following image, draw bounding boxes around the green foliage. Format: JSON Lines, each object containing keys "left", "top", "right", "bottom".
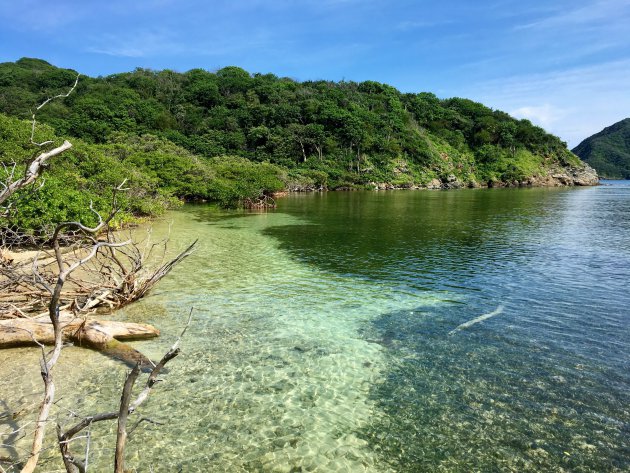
{"left": 573, "top": 118, "right": 630, "bottom": 179}
{"left": 0, "top": 57, "right": 595, "bottom": 233}
{"left": 0, "top": 114, "right": 184, "bottom": 233}
{"left": 205, "top": 156, "right": 285, "bottom": 207}
{"left": 101, "top": 133, "right": 213, "bottom": 199}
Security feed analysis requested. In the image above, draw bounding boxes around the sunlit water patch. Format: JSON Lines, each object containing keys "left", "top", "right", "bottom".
{"left": 0, "top": 207, "right": 453, "bottom": 472}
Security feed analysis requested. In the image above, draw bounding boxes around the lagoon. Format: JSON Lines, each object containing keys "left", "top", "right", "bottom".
{"left": 1, "top": 183, "right": 629, "bottom": 471}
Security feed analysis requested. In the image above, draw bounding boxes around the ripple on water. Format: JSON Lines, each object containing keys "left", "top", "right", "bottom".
{"left": 0, "top": 209, "right": 451, "bottom": 472}
{"left": 2, "top": 186, "right": 630, "bottom": 472}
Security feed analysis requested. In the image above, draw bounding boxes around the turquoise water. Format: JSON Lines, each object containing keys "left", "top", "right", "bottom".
{"left": 1, "top": 183, "right": 629, "bottom": 471}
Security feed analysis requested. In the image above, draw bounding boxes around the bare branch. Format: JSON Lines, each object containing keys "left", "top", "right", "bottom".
{"left": 1, "top": 68, "right": 195, "bottom": 471}
{"left": 30, "top": 74, "right": 80, "bottom": 147}
{"left": 0, "top": 141, "right": 72, "bottom": 207}
{"left": 114, "top": 364, "right": 141, "bottom": 473}
{"left": 129, "top": 308, "right": 192, "bottom": 411}
{"left": 57, "top": 320, "right": 186, "bottom": 472}
{"left": 21, "top": 212, "right": 125, "bottom": 473}
{"left": 127, "top": 417, "right": 164, "bottom": 437}
{"left": 56, "top": 314, "right": 189, "bottom": 470}
{"left": 20, "top": 364, "right": 55, "bottom": 473}
{"left": 83, "top": 422, "right": 91, "bottom": 473}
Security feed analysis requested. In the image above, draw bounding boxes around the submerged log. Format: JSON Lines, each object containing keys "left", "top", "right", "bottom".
{"left": 0, "top": 314, "right": 159, "bottom": 367}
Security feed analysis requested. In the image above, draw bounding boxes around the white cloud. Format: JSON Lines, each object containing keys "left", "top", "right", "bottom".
{"left": 510, "top": 104, "right": 566, "bottom": 128}
{"left": 86, "top": 26, "right": 277, "bottom": 61}
{"left": 86, "top": 30, "right": 182, "bottom": 58}
{"left": 460, "top": 59, "right": 630, "bottom": 147}
{"left": 518, "top": 0, "right": 629, "bottom": 29}
{"left": 396, "top": 19, "right": 452, "bottom": 31}
{"left": 0, "top": 1, "right": 87, "bottom": 32}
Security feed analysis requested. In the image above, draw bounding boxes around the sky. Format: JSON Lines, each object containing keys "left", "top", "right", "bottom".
{"left": 1, "top": 0, "right": 629, "bottom": 147}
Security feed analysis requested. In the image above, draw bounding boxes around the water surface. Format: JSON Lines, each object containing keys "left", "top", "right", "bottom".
{"left": 1, "top": 183, "right": 629, "bottom": 471}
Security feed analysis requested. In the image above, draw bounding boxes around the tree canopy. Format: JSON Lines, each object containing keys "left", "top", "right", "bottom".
{"left": 0, "top": 57, "right": 588, "bottom": 232}
{"left": 572, "top": 118, "right": 630, "bottom": 179}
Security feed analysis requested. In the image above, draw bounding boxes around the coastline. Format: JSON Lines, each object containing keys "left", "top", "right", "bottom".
{"left": 282, "top": 163, "right": 599, "bottom": 193}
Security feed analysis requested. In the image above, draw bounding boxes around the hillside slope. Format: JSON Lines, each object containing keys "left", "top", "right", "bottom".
{"left": 572, "top": 118, "right": 630, "bottom": 179}
{"left": 0, "top": 58, "right": 598, "bottom": 232}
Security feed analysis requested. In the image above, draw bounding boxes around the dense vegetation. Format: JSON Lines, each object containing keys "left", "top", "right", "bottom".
{"left": 1, "top": 57, "right": 588, "bottom": 232}
{"left": 572, "top": 118, "right": 630, "bottom": 179}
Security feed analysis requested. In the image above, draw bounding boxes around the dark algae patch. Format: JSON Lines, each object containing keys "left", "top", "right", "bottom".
{"left": 263, "top": 188, "right": 630, "bottom": 472}
{"left": 360, "top": 304, "right": 630, "bottom": 472}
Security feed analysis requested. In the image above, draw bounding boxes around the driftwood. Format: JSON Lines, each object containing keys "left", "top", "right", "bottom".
{"left": 0, "top": 74, "right": 79, "bottom": 218}
{"left": 56, "top": 310, "right": 191, "bottom": 473}
{"left": 1, "top": 73, "right": 194, "bottom": 473}
{"left": 0, "top": 238, "right": 197, "bottom": 319}
{"left": 0, "top": 314, "right": 159, "bottom": 367}
{"left": 243, "top": 194, "right": 276, "bottom": 209}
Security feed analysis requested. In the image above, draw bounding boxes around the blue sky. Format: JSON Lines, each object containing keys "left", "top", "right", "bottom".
{"left": 1, "top": 0, "right": 629, "bottom": 147}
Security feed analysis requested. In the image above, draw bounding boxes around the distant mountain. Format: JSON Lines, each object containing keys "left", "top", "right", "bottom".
{"left": 573, "top": 118, "right": 630, "bottom": 179}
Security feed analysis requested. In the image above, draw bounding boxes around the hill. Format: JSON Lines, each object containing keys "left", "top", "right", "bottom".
{"left": 572, "top": 118, "right": 630, "bottom": 179}
{"left": 0, "top": 57, "right": 598, "bottom": 232}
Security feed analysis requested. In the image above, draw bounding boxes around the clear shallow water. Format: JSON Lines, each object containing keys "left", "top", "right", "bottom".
{"left": 1, "top": 183, "right": 629, "bottom": 472}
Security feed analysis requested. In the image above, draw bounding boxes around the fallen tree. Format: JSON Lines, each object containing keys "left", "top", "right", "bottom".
{"left": 0, "top": 235, "right": 197, "bottom": 319}
{"left": 0, "top": 313, "right": 159, "bottom": 367}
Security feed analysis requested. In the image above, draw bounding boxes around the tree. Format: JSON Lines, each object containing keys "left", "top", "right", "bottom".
{"left": 499, "top": 121, "right": 517, "bottom": 157}
{"left": 0, "top": 74, "right": 195, "bottom": 473}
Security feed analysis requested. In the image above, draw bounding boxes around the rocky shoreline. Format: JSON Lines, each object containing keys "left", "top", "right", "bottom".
{"left": 285, "top": 163, "right": 599, "bottom": 192}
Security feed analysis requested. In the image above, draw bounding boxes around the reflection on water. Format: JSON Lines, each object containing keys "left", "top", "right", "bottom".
{"left": 1, "top": 184, "right": 629, "bottom": 471}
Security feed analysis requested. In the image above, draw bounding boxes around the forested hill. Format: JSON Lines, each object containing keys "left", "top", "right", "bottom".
{"left": 572, "top": 118, "right": 630, "bottom": 179}
{"left": 0, "top": 57, "right": 597, "bottom": 231}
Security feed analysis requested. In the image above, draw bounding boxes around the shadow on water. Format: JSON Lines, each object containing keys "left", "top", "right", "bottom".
{"left": 265, "top": 187, "right": 630, "bottom": 472}
{"left": 2, "top": 186, "right": 629, "bottom": 471}
{"left": 359, "top": 303, "right": 630, "bottom": 472}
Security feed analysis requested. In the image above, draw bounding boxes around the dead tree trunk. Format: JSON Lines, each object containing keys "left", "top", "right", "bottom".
{"left": 0, "top": 314, "right": 159, "bottom": 366}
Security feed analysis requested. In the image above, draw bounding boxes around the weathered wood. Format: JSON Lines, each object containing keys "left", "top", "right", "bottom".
{"left": 0, "top": 314, "right": 159, "bottom": 367}
{"left": 115, "top": 363, "right": 140, "bottom": 473}
{"left": 57, "top": 312, "right": 190, "bottom": 470}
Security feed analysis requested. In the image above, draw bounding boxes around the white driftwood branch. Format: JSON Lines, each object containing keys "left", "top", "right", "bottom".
{"left": 57, "top": 310, "right": 192, "bottom": 472}
{"left": 0, "top": 141, "right": 72, "bottom": 207}
{"left": 30, "top": 74, "right": 79, "bottom": 147}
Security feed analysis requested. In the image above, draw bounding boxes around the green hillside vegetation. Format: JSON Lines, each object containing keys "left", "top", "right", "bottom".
{"left": 572, "top": 118, "right": 630, "bottom": 179}
{"left": 0, "top": 114, "right": 285, "bottom": 233}
{"left": 0, "top": 57, "right": 590, "bottom": 233}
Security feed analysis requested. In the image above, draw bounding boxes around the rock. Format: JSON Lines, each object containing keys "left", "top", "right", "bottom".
{"left": 539, "top": 163, "right": 599, "bottom": 187}
{"left": 569, "top": 163, "right": 599, "bottom": 186}
{"left": 442, "top": 174, "right": 463, "bottom": 189}
{"left": 427, "top": 178, "right": 442, "bottom": 189}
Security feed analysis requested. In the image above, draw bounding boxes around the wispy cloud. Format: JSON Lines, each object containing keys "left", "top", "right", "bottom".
{"left": 2, "top": 0, "right": 629, "bottom": 147}
{"left": 515, "top": 0, "right": 629, "bottom": 30}
{"left": 396, "top": 19, "right": 453, "bottom": 31}
{"left": 0, "top": 0, "right": 182, "bottom": 34}
{"left": 86, "top": 26, "right": 277, "bottom": 62}
{"left": 86, "top": 30, "right": 183, "bottom": 58}
{"left": 461, "top": 59, "right": 630, "bottom": 147}
{"left": 510, "top": 104, "right": 567, "bottom": 128}
{"left": 0, "top": 0, "right": 87, "bottom": 32}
